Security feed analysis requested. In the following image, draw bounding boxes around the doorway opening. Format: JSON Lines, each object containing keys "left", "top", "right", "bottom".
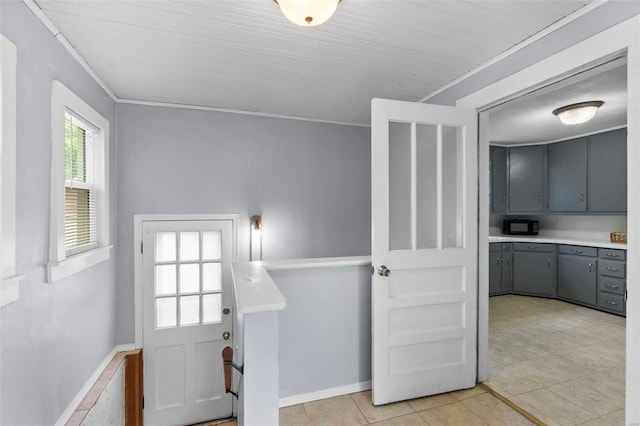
{"left": 481, "top": 56, "right": 628, "bottom": 424}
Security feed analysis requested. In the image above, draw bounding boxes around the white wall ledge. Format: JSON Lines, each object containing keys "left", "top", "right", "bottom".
{"left": 232, "top": 262, "right": 287, "bottom": 315}
{"left": 257, "top": 255, "right": 372, "bottom": 271}
{"left": 48, "top": 246, "right": 112, "bottom": 283}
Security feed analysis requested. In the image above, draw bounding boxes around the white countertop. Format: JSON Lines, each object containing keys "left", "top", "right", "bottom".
{"left": 489, "top": 234, "right": 627, "bottom": 250}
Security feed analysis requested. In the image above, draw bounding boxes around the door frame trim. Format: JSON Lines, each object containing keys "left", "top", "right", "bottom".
{"left": 133, "top": 214, "right": 239, "bottom": 349}
{"left": 455, "top": 15, "right": 640, "bottom": 423}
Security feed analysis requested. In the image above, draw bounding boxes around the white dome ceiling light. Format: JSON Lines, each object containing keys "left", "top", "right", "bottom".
{"left": 552, "top": 101, "right": 604, "bottom": 125}
{"left": 275, "top": 0, "right": 341, "bottom": 27}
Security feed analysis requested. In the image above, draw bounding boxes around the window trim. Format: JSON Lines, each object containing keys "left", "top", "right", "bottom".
{"left": 0, "top": 35, "right": 24, "bottom": 307}
{"left": 48, "top": 81, "right": 111, "bottom": 283}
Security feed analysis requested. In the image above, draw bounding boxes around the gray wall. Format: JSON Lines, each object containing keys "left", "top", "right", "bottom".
{"left": 115, "top": 104, "right": 371, "bottom": 343}
{"left": 428, "top": 1, "right": 640, "bottom": 106}
{"left": 0, "top": 2, "right": 118, "bottom": 425}
{"left": 270, "top": 266, "right": 372, "bottom": 397}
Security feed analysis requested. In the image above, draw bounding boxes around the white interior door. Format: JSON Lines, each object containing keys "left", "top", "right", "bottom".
{"left": 371, "top": 98, "right": 478, "bottom": 405}
{"left": 142, "top": 219, "right": 234, "bottom": 426}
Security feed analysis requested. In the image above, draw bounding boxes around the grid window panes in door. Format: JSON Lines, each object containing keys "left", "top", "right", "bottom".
{"left": 154, "top": 231, "right": 223, "bottom": 328}
{"left": 64, "top": 111, "right": 97, "bottom": 255}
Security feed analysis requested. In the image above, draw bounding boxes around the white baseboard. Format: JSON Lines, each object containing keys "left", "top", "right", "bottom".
{"left": 55, "top": 346, "right": 119, "bottom": 426}
{"left": 279, "top": 381, "right": 372, "bottom": 408}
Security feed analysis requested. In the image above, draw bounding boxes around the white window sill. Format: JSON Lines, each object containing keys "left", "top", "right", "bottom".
{"left": 48, "top": 245, "right": 112, "bottom": 283}
{"left": 0, "top": 275, "right": 25, "bottom": 307}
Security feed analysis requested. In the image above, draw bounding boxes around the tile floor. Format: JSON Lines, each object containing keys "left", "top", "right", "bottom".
{"left": 487, "top": 295, "right": 626, "bottom": 426}
{"left": 279, "top": 386, "right": 533, "bottom": 425}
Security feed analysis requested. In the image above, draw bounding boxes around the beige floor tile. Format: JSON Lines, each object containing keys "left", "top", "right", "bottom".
{"left": 417, "top": 401, "right": 487, "bottom": 426}
{"left": 370, "top": 413, "right": 427, "bottom": 426}
{"left": 407, "top": 393, "right": 457, "bottom": 412}
{"left": 548, "top": 375, "right": 624, "bottom": 417}
{"left": 460, "top": 393, "right": 533, "bottom": 425}
{"left": 350, "top": 391, "right": 414, "bottom": 423}
{"left": 449, "top": 386, "right": 486, "bottom": 401}
{"left": 303, "top": 395, "right": 367, "bottom": 426}
{"left": 600, "top": 408, "right": 625, "bottom": 424}
{"left": 513, "top": 388, "right": 599, "bottom": 425}
{"left": 280, "top": 404, "right": 310, "bottom": 426}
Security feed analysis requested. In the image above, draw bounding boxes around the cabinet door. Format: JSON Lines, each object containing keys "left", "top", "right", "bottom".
{"left": 589, "top": 128, "right": 627, "bottom": 212}
{"left": 509, "top": 145, "right": 544, "bottom": 212}
{"left": 513, "top": 251, "right": 555, "bottom": 296}
{"left": 501, "top": 251, "right": 513, "bottom": 293}
{"left": 548, "top": 138, "right": 587, "bottom": 212}
{"left": 558, "top": 254, "right": 596, "bottom": 306}
{"left": 489, "top": 252, "right": 502, "bottom": 295}
{"left": 491, "top": 146, "right": 507, "bottom": 213}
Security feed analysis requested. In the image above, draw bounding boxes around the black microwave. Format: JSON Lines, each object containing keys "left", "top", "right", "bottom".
{"left": 502, "top": 219, "right": 539, "bottom": 235}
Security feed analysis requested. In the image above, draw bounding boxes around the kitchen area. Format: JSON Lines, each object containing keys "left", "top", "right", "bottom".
{"left": 485, "top": 58, "right": 628, "bottom": 424}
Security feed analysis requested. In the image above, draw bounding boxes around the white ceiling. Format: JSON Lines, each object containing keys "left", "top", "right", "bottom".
{"left": 490, "top": 60, "right": 627, "bottom": 144}
{"left": 35, "top": 0, "right": 593, "bottom": 125}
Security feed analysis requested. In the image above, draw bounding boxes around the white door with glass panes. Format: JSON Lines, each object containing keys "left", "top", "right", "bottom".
{"left": 371, "top": 99, "right": 478, "bottom": 405}
{"left": 142, "top": 220, "right": 234, "bottom": 426}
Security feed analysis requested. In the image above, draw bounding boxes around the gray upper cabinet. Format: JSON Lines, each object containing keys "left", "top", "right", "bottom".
{"left": 491, "top": 146, "right": 507, "bottom": 213}
{"left": 548, "top": 137, "right": 587, "bottom": 212}
{"left": 589, "top": 128, "right": 627, "bottom": 212}
{"left": 509, "top": 145, "right": 545, "bottom": 212}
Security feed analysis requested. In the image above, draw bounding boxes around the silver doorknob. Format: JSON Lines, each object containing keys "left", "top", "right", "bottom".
{"left": 377, "top": 265, "right": 391, "bottom": 277}
{"left": 223, "top": 307, "right": 230, "bottom": 315}
{"left": 223, "top": 331, "right": 231, "bottom": 340}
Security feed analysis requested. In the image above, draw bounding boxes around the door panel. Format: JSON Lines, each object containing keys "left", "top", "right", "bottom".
{"left": 371, "top": 98, "right": 477, "bottom": 405}
{"left": 143, "top": 220, "right": 233, "bottom": 426}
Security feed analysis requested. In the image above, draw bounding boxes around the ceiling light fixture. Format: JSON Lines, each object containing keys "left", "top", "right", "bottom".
{"left": 552, "top": 101, "right": 604, "bottom": 125}
{"left": 274, "top": 0, "right": 340, "bottom": 27}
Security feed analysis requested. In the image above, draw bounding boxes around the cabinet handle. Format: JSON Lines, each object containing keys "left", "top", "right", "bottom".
{"left": 588, "top": 262, "right": 593, "bottom": 272}
{"left": 606, "top": 253, "right": 619, "bottom": 258}
{"left": 497, "top": 258, "right": 501, "bottom": 266}
{"left": 572, "top": 249, "right": 583, "bottom": 254}
{"left": 579, "top": 193, "right": 584, "bottom": 202}
{"left": 547, "top": 259, "right": 552, "bottom": 268}
{"left": 606, "top": 300, "right": 618, "bottom": 306}
{"left": 605, "top": 284, "right": 620, "bottom": 290}
{"left": 528, "top": 246, "right": 538, "bottom": 250}
{"left": 606, "top": 267, "right": 619, "bottom": 272}
{"left": 506, "top": 256, "right": 510, "bottom": 266}
{"left": 537, "top": 195, "right": 542, "bottom": 202}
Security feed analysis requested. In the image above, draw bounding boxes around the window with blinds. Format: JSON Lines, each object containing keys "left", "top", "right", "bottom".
{"left": 64, "top": 111, "right": 97, "bottom": 255}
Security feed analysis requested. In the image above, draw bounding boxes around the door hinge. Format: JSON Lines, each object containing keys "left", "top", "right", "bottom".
{"left": 142, "top": 396, "right": 144, "bottom": 409}
{"left": 140, "top": 241, "right": 144, "bottom": 254}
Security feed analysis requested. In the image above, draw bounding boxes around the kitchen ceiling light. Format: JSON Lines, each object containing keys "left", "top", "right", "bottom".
{"left": 275, "top": 0, "right": 340, "bottom": 27}
{"left": 552, "top": 101, "right": 604, "bottom": 125}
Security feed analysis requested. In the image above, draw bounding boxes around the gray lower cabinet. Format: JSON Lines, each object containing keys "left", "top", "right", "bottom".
{"left": 548, "top": 138, "right": 588, "bottom": 212}
{"left": 589, "top": 128, "right": 627, "bottom": 213}
{"left": 597, "top": 248, "right": 626, "bottom": 315}
{"left": 512, "top": 243, "right": 556, "bottom": 297}
{"left": 491, "top": 147, "right": 507, "bottom": 213}
{"left": 489, "top": 244, "right": 502, "bottom": 295}
{"left": 557, "top": 245, "right": 597, "bottom": 306}
{"left": 489, "top": 243, "right": 513, "bottom": 295}
{"left": 509, "top": 145, "right": 545, "bottom": 213}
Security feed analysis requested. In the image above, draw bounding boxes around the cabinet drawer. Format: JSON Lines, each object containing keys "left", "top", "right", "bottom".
{"left": 599, "top": 260, "right": 625, "bottom": 279}
{"left": 598, "top": 276, "right": 625, "bottom": 296}
{"left": 513, "top": 242, "right": 555, "bottom": 252}
{"left": 558, "top": 245, "right": 597, "bottom": 257}
{"left": 490, "top": 243, "right": 501, "bottom": 252}
{"left": 598, "top": 248, "right": 626, "bottom": 261}
{"left": 501, "top": 243, "right": 513, "bottom": 252}
{"left": 598, "top": 292, "right": 625, "bottom": 314}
